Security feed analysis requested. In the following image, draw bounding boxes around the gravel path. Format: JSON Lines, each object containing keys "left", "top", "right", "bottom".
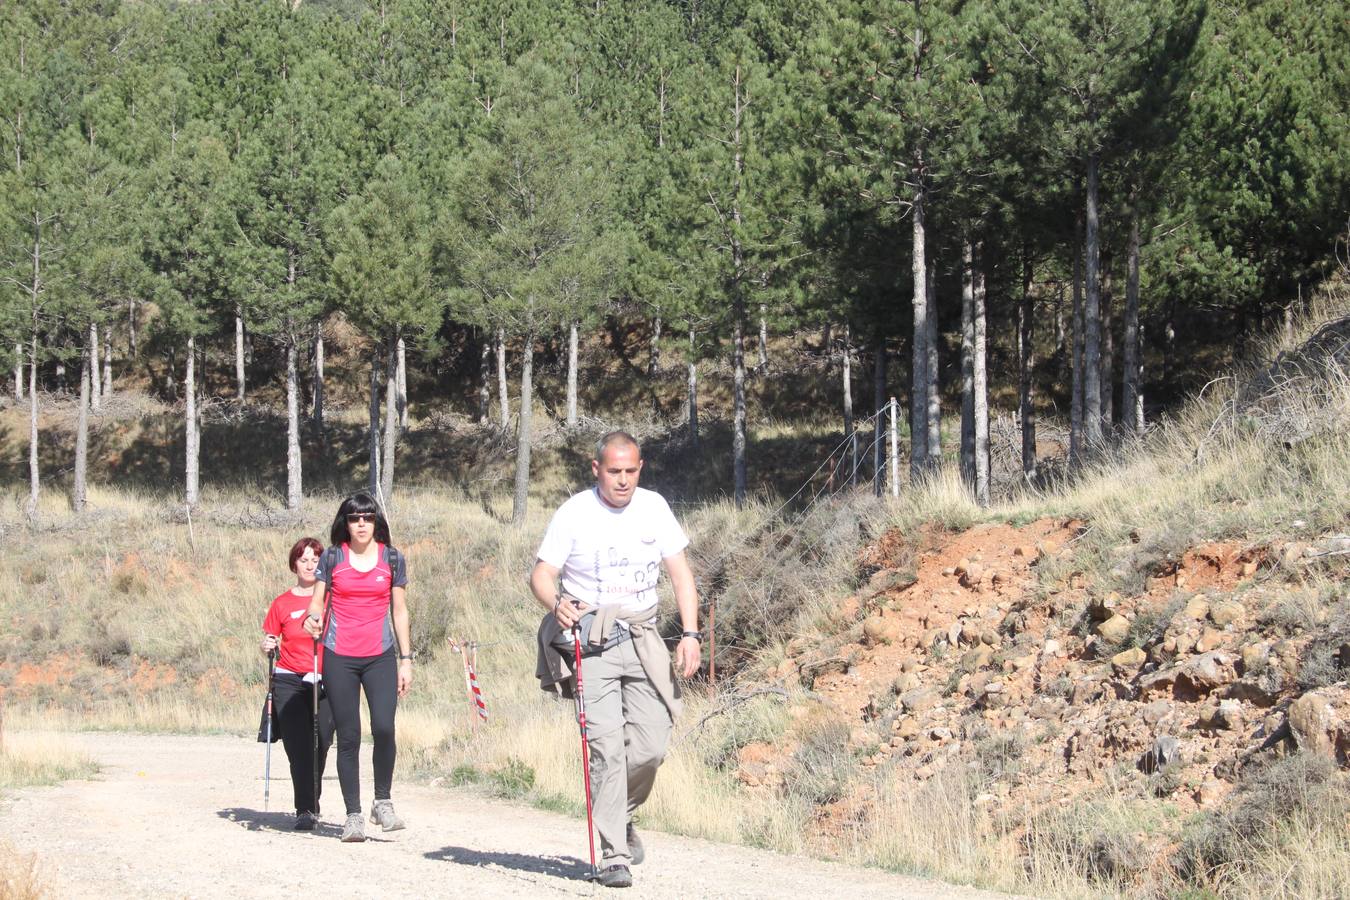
{"left": 1, "top": 733, "right": 1018, "bottom": 899}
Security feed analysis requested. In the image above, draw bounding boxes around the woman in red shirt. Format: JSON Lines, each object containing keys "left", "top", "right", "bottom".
{"left": 303, "top": 492, "right": 413, "bottom": 843}
{"left": 260, "top": 536, "right": 335, "bottom": 830}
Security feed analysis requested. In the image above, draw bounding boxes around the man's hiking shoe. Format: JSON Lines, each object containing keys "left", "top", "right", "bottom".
{"left": 294, "top": 811, "right": 317, "bottom": 831}
{"left": 596, "top": 865, "right": 632, "bottom": 888}
{"left": 370, "top": 799, "right": 405, "bottom": 832}
{"left": 626, "top": 823, "right": 644, "bottom": 865}
{"left": 340, "top": 812, "right": 366, "bottom": 842}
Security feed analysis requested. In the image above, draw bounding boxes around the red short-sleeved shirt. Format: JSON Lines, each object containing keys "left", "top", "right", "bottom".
{"left": 315, "top": 543, "right": 407, "bottom": 658}
{"left": 263, "top": 590, "right": 324, "bottom": 676}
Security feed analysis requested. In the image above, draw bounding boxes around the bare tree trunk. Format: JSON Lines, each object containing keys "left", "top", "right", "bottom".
{"left": 757, "top": 304, "right": 768, "bottom": 371}
{"left": 1055, "top": 289, "right": 1065, "bottom": 359}
{"left": 381, "top": 333, "right": 398, "bottom": 511}
{"left": 925, "top": 256, "right": 940, "bottom": 469}
{"left": 512, "top": 330, "right": 534, "bottom": 524}
{"left": 312, "top": 333, "right": 325, "bottom": 431}
{"left": 128, "top": 298, "right": 137, "bottom": 357}
{"left": 368, "top": 350, "right": 382, "bottom": 495}
{"left": 1101, "top": 261, "right": 1115, "bottom": 430}
{"left": 235, "top": 311, "right": 245, "bottom": 407}
{"left": 102, "top": 333, "right": 112, "bottom": 401}
{"left": 477, "top": 330, "right": 491, "bottom": 424}
{"left": 495, "top": 327, "right": 508, "bottom": 426}
{"left": 687, "top": 328, "right": 699, "bottom": 449}
{"left": 732, "top": 314, "right": 748, "bottom": 506}
{"left": 396, "top": 336, "right": 408, "bottom": 429}
{"left": 649, "top": 315, "right": 662, "bottom": 416}
{"left": 1122, "top": 206, "right": 1144, "bottom": 436}
{"left": 973, "top": 245, "right": 989, "bottom": 506}
{"left": 286, "top": 341, "right": 302, "bottom": 511}
{"left": 55, "top": 362, "right": 65, "bottom": 394}
{"left": 873, "top": 338, "right": 887, "bottom": 497}
{"left": 842, "top": 322, "right": 856, "bottom": 485}
{"left": 1070, "top": 213, "right": 1085, "bottom": 465}
{"left": 73, "top": 341, "right": 90, "bottom": 512}
{"left": 960, "top": 242, "right": 975, "bottom": 486}
{"left": 730, "top": 63, "right": 748, "bottom": 508}
{"left": 566, "top": 321, "right": 578, "bottom": 427}
{"left": 1019, "top": 251, "right": 1037, "bottom": 479}
{"left": 14, "top": 343, "right": 22, "bottom": 400}
{"left": 185, "top": 335, "right": 199, "bottom": 509}
{"left": 909, "top": 188, "right": 928, "bottom": 480}
{"left": 89, "top": 323, "right": 101, "bottom": 412}
{"left": 26, "top": 332, "right": 38, "bottom": 520}
{"left": 1083, "top": 155, "right": 1103, "bottom": 447}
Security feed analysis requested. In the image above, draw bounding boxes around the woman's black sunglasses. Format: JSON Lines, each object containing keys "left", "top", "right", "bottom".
{"left": 346, "top": 513, "right": 376, "bottom": 524}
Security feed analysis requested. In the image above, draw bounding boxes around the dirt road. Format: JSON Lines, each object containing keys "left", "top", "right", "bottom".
{"left": 1, "top": 733, "right": 1017, "bottom": 899}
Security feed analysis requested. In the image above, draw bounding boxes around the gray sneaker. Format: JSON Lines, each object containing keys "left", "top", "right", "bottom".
{"left": 626, "top": 823, "right": 644, "bottom": 865}
{"left": 370, "top": 799, "right": 405, "bottom": 832}
{"left": 596, "top": 865, "right": 632, "bottom": 888}
{"left": 340, "top": 812, "right": 366, "bottom": 842}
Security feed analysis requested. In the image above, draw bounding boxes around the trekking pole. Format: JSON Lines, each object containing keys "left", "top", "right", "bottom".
{"left": 571, "top": 626, "right": 598, "bottom": 881}
{"left": 311, "top": 636, "right": 321, "bottom": 817}
{"left": 264, "top": 648, "right": 276, "bottom": 812}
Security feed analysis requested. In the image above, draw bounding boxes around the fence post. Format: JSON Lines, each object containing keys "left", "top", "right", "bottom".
{"left": 888, "top": 397, "right": 899, "bottom": 498}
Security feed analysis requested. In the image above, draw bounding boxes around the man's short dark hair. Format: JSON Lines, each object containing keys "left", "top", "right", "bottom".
{"left": 595, "top": 430, "right": 641, "bottom": 462}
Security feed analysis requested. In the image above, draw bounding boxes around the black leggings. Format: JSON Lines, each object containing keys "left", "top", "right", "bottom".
{"left": 323, "top": 649, "right": 398, "bottom": 815}
{"left": 271, "top": 673, "right": 335, "bottom": 815}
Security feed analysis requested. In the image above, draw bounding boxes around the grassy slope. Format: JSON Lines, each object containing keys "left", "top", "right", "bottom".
{"left": 0, "top": 285, "right": 1345, "bottom": 897}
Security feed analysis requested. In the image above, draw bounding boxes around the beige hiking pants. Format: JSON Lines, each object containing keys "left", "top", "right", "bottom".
{"left": 580, "top": 635, "right": 673, "bottom": 867}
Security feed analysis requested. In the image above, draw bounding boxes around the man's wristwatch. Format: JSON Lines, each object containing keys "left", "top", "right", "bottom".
{"left": 681, "top": 631, "right": 704, "bottom": 642}
{"left": 399, "top": 652, "right": 416, "bottom": 662}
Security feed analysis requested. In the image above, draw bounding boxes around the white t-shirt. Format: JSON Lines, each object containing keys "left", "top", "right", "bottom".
{"left": 536, "top": 486, "right": 689, "bottom": 617}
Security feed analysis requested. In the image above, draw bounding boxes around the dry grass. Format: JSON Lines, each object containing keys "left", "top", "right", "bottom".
{"left": 0, "top": 843, "right": 46, "bottom": 900}
{"left": 0, "top": 731, "right": 97, "bottom": 790}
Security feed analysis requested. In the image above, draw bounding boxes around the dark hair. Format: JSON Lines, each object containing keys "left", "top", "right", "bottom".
{"left": 288, "top": 536, "right": 323, "bottom": 572}
{"left": 329, "top": 492, "right": 392, "bottom": 546}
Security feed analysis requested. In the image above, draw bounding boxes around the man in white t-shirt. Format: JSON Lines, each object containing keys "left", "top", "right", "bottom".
{"left": 530, "top": 431, "right": 701, "bottom": 889}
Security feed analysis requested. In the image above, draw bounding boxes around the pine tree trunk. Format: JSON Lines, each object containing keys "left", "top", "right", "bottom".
{"left": 89, "top": 323, "right": 101, "bottom": 412}
{"left": 732, "top": 314, "right": 748, "bottom": 507}
{"left": 185, "top": 335, "right": 199, "bottom": 509}
{"left": 312, "top": 334, "right": 324, "bottom": 431}
{"left": 26, "top": 332, "right": 38, "bottom": 520}
{"left": 925, "top": 256, "right": 940, "bottom": 469}
{"left": 13, "top": 343, "right": 22, "bottom": 400}
{"left": 1055, "top": 290, "right": 1066, "bottom": 359}
{"left": 566, "top": 321, "right": 578, "bottom": 427}
{"left": 1070, "top": 214, "right": 1085, "bottom": 465}
{"left": 73, "top": 341, "right": 90, "bottom": 512}
{"left": 55, "top": 362, "right": 65, "bottom": 394}
{"left": 286, "top": 341, "right": 302, "bottom": 511}
{"left": 128, "top": 298, "right": 137, "bottom": 357}
{"left": 757, "top": 305, "right": 768, "bottom": 371}
{"left": 872, "top": 338, "right": 888, "bottom": 497}
{"left": 1083, "top": 155, "right": 1103, "bottom": 447}
{"left": 1122, "top": 206, "right": 1143, "bottom": 436}
{"left": 973, "top": 245, "right": 990, "bottom": 506}
{"left": 495, "top": 327, "right": 508, "bottom": 427}
{"left": 396, "top": 336, "right": 408, "bottom": 429}
{"left": 730, "top": 63, "right": 748, "bottom": 508}
{"left": 960, "top": 242, "right": 975, "bottom": 486}
{"left": 1019, "top": 252, "right": 1036, "bottom": 479}
{"left": 909, "top": 188, "right": 928, "bottom": 480}
{"left": 381, "top": 332, "right": 398, "bottom": 511}
{"left": 235, "top": 312, "right": 245, "bottom": 407}
{"left": 687, "top": 328, "right": 698, "bottom": 449}
{"left": 368, "top": 351, "right": 382, "bottom": 495}
{"left": 842, "top": 322, "right": 856, "bottom": 485}
{"left": 649, "top": 315, "right": 661, "bottom": 416}
{"left": 477, "top": 331, "right": 491, "bottom": 425}
{"left": 102, "top": 334, "right": 112, "bottom": 401}
{"left": 1101, "top": 262, "right": 1115, "bottom": 430}
{"left": 512, "top": 330, "right": 534, "bottom": 524}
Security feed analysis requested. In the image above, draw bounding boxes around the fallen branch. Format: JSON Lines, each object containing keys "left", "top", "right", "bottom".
{"left": 674, "top": 687, "right": 789, "bottom": 745}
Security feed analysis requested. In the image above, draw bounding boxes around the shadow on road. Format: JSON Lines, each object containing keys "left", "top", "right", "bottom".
{"left": 217, "top": 808, "right": 378, "bottom": 841}
{"left": 425, "top": 846, "right": 593, "bottom": 881}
